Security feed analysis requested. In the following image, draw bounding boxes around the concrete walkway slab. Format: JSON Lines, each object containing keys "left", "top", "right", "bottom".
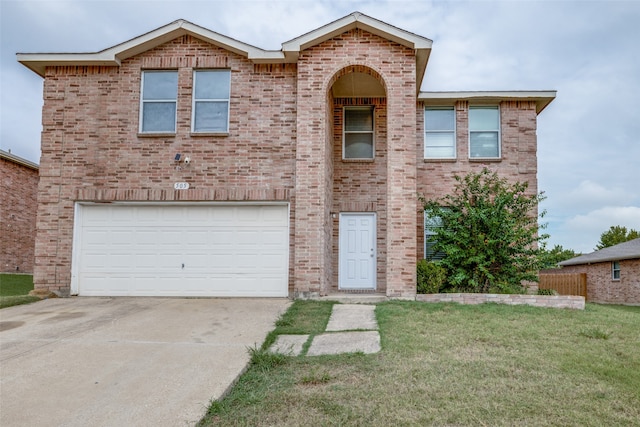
{"left": 0, "top": 297, "right": 289, "bottom": 427}
{"left": 269, "top": 334, "right": 308, "bottom": 356}
{"left": 307, "top": 331, "right": 381, "bottom": 356}
{"left": 325, "top": 304, "right": 378, "bottom": 331}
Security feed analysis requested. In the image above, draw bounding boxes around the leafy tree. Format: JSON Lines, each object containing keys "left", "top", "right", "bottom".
{"left": 539, "top": 244, "right": 580, "bottom": 269}
{"left": 596, "top": 226, "right": 640, "bottom": 250}
{"left": 421, "top": 168, "right": 547, "bottom": 293}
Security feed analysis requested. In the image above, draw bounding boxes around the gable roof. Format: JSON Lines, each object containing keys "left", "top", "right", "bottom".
{"left": 559, "top": 238, "right": 640, "bottom": 266}
{"left": 17, "top": 12, "right": 432, "bottom": 88}
{"left": 0, "top": 149, "right": 39, "bottom": 170}
{"left": 282, "top": 12, "right": 432, "bottom": 88}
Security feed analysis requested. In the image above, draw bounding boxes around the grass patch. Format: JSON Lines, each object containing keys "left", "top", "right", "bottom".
{"left": 579, "top": 327, "right": 611, "bottom": 340}
{"left": 199, "top": 301, "right": 640, "bottom": 426}
{"left": 261, "top": 300, "right": 335, "bottom": 351}
{"left": 0, "top": 274, "right": 39, "bottom": 309}
{"left": 0, "top": 274, "right": 34, "bottom": 296}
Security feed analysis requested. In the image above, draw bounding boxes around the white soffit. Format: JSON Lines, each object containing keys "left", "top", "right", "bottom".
{"left": 419, "top": 91, "right": 558, "bottom": 114}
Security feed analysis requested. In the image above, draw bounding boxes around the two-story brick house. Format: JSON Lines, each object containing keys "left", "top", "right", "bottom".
{"left": 18, "top": 12, "right": 555, "bottom": 298}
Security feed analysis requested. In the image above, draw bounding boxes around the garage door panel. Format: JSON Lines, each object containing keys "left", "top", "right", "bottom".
{"left": 74, "top": 204, "right": 289, "bottom": 297}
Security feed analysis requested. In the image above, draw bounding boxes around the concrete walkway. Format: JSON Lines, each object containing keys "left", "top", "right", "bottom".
{"left": 270, "top": 304, "right": 380, "bottom": 356}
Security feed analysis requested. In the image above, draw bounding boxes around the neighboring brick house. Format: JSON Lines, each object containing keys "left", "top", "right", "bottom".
{"left": 18, "top": 12, "right": 555, "bottom": 298}
{"left": 558, "top": 238, "right": 640, "bottom": 305}
{"left": 0, "top": 149, "right": 39, "bottom": 273}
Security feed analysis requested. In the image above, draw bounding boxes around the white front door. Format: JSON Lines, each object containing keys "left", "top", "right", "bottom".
{"left": 339, "top": 213, "right": 376, "bottom": 290}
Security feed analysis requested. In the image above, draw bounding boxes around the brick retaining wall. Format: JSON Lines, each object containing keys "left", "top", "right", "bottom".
{"left": 416, "top": 293, "right": 585, "bottom": 309}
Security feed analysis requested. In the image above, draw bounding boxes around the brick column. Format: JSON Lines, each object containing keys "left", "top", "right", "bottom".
{"left": 293, "top": 61, "right": 329, "bottom": 298}
{"left": 385, "top": 80, "right": 417, "bottom": 298}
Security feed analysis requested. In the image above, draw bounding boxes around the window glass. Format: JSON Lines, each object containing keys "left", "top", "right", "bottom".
{"left": 425, "top": 108, "right": 455, "bottom": 131}
{"left": 143, "top": 71, "right": 178, "bottom": 100}
{"left": 345, "top": 133, "right": 374, "bottom": 158}
{"left": 469, "top": 107, "right": 499, "bottom": 129}
{"left": 194, "top": 101, "right": 228, "bottom": 132}
{"left": 193, "top": 70, "right": 231, "bottom": 133}
{"left": 195, "top": 70, "right": 231, "bottom": 99}
{"left": 344, "top": 107, "right": 374, "bottom": 159}
{"left": 470, "top": 132, "right": 499, "bottom": 157}
{"left": 425, "top": 108, "right": 455, "bottom": 158}
{"left": 612, "top": 261, "right": 621, "bottom": 280}
{"left": 424, "top": 212, "right": 446, "bottom": 261}
{"left": 345, "top": 108, "right": 373, "bottom": 132}
{"left": 469, "top": 107, "right": 500, "bottom": 158}
{"left": 142, "top": 103, "right": 177, "bottom": 133}
{"left": 141, "top": 71, "right": 177, "bottom": 133}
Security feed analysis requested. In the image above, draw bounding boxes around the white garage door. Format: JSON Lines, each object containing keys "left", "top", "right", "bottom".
{"left": 72, "top": 204, "right": 289, "bottom": 297}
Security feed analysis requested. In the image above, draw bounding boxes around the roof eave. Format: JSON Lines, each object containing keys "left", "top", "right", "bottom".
{"left": 559, "top": 254, "right": 640, "bottom": 266}
{"left": 419, "top": 90, "right": 557, "bottom": 114}
{"left": 282, "top": 12, "right": 432, "bottom": 52}
{"left": 17, "top": 19, "right": 277, "bottom": 77}
{"left": 0, "top": 150, "right": 39, "bottom": 170}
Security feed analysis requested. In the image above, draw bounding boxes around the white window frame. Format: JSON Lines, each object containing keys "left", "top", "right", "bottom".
{"left": 192, "top": 69, "right": 231, "bottom": 134}
{"left": 424, "top": 107, "right": 456, "bottom": 159}
{"left": 612, "top": 261, "right": 621, "bottom": 280}
{"left": 343, "top": 106, "right": 375, "bottom": 160}
{"left": 469, "top": 106, "right": 501, "bottom": 159}
{"left": 139, "top": 70, "right": 178, "bottom": 134}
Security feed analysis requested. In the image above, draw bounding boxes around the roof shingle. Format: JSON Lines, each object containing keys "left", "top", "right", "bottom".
{"left": 558, "top": 238, "right": 640, "bottom": 266}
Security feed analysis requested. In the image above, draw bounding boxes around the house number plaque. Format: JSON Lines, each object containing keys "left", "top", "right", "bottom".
{"left": 174, "top": 182, "right": 190, "bottom": 190}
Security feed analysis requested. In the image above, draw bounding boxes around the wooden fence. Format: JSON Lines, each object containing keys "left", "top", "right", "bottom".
{"left": 538, "top": 273, "right": 587, "bottom": 299}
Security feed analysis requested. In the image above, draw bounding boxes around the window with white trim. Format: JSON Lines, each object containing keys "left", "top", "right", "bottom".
{"left": 424, "top": 212, "right": 446, "bottom": 261}
{"left": 192, "top": 70, "right": 231, "bottom": 133}
{"left": 612, "top": 261, "right": 621, "bottom": 280}
{"left": 140, "top": 71, "right": 178, "bottom": 133}
{"left": 425, "top": 107, "right": 456, "bottom": 159}
{"left": 343, "top": 106, "right": 374, "bottom": 159}
{"left": 469, "top": 106, "right": 500, "bottom": 158}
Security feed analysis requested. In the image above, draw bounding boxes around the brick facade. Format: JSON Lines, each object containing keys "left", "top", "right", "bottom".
{"left": 559, "top": 260, "right": 640, "bottom": 305}
{"left": 0, "top": 152, "right": 39, "bottom": 273}
{"left": 21, "top": 14, "right": 554, "bottom": 298}
{"left": 415, "top": 100, "right": 539, "bottom": 259}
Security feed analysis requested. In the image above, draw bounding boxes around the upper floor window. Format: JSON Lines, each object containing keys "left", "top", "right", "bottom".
{"left": 140, "top": 71, "right": 178, "bottom": 133}
{"left": 469, "top": 106, "right": 500, "bottom": 158}
{"left": 612, "top": 261, "right": 621, "bottom": 280}
{"left": 192, "top": 70, "right": 231, "bottom": 133}
{"left": 425, "top": 107, "right": 456, "bottom": 159}
{"left": 344, "top": 106, "right": 374, "bottom": 159}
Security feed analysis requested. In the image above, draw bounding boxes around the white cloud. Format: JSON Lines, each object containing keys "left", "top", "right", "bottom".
{"left": 553, "top": 206, "right": 640, "bottom": 253}
{"left": 563, "top": 180, "right": 637, "bottom": 212}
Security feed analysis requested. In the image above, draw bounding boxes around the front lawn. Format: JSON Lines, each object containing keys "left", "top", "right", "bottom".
{"left": 0, "top": 274, "right": 40, "bottom": 308}
{"left": 199, "top": 301, "right": 640, "bottom": 426}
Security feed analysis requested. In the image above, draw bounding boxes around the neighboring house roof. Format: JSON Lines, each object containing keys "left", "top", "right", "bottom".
{"left": 420, "top": 90, "right": 557, "bottom": 115}
{"left": 0, "top": 149, "right": 39, "bottom": 170}
{"left": 559, "top": 238, "right": 640, "bottom": 266}
{"left": 17, "top": 11, "right": 432, "bottom": 90}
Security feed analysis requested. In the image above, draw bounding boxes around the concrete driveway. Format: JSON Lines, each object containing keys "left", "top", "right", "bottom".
{"left": 0, "top": 297, "right": 290, "bottom": 426}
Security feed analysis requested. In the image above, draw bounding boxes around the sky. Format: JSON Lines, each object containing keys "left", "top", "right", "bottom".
{"left": 1, "top": 0, "right": 639, "bottom": 254}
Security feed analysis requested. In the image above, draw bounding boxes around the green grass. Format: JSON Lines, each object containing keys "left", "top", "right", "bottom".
{"left": 198, "top": 301, "right": 640, "bottom": 427}
{"left": 0, "top": 274, "right": 40, "bottom": 308}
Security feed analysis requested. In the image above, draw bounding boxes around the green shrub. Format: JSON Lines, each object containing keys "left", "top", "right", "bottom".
{"left": 417, "top": 260, "right": 447, "bottom": 294}
{"left": 537, "top": 288, "right": 557, "bottom": 296}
